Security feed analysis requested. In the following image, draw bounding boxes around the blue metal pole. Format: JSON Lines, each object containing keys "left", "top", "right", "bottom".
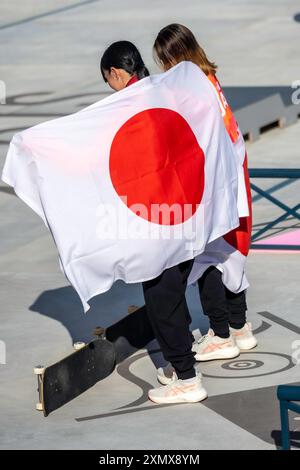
{"left": 279, "top": 400, "right": 290, "bottom": 450}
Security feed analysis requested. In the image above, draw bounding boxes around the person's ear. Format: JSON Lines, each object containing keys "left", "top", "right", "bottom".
{"left": 110, "top": 67, "right": 119, "bottom": 81}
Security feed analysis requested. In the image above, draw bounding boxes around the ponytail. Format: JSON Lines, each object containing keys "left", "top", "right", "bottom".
{"left": 136, "top": 64, "right": 150, "bottom": 80}
{"left": 100, "top": 41, "right": 149, "bottom": 81}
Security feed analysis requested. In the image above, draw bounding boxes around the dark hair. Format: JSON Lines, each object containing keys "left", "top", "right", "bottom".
{"left": 100, "top": 41, "right": 149, "bottom": 82}
{"left": 153, "top": 24, "right": 217, "bottom": 76}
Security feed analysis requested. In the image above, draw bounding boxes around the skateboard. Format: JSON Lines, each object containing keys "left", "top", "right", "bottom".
{"left": 34, "top": 305, "right": 154, "bottom": 416}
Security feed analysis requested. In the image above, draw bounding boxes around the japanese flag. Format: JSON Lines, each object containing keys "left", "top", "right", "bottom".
{"left": 2, "top": 62, "right": 240, "bottom": 312}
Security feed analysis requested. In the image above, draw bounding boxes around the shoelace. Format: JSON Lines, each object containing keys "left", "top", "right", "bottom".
{"left": 196, "top": 334, "right": 209, "bottom": 345}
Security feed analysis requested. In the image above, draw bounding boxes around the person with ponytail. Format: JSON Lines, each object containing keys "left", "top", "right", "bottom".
{"left": 100, "top": 40, "right": 149, "bottom": 91}
{"left": 152, "top": 24, "right": 257, "bottom": 390}
{"left": 99, "top": 40, "right": 208, "bottom": 405}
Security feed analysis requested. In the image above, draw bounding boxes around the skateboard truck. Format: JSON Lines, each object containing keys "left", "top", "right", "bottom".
{"left": 34, "top": 365, "right": 45, "bottom": 412}
{"left": 93, "top": 306, "right": 140, "bottom": 339}
{"left": 94, "top": 326, "right": 105, "bottom": 338}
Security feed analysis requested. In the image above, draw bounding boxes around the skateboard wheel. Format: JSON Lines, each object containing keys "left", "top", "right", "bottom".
{"left": 128, "top": 305, "right": 139, "bottom": 314}
{"left": 73, "top": 341, "right": 86, "bottom": 351}
{"left": 36, "top": 402, "right": 43, "bottom": 411}
{"left": 33, "top": 366, "right": 45, "bottom": 375}
{"left": 94, "top": 326, "right": 105, "bottom": 337}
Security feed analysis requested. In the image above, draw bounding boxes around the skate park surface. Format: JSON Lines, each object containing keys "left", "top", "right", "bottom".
{"left": 0, "top": 0, "right": 300, "bottom": 450}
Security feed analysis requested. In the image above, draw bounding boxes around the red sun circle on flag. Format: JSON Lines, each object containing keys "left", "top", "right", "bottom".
{"left": 109, "top": 108, "right": 205, "bottom": 225}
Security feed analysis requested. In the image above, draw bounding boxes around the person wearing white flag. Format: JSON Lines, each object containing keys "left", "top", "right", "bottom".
{"left": 2, "top": 41, "right": 242, "bottom": 405}
{"left": 101, "top": 41, "right": 206, "bottom": 404}
{"left": 152, "top": 24, "right": 258, "bottom": 389}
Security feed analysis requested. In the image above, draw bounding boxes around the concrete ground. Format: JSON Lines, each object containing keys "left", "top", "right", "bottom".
{"left": 0, "top": 0, "right": 300, "bottom": 450}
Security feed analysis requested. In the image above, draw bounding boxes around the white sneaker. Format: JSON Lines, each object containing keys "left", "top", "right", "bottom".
{"left": 157, "top": 364, "right": 177, "bottom": 385}
{"left": 230, "top": 322, "right": 257, "bottom": 350}
{"left": 157, "top": 364, "right": 202, "bottom": 385}
{"left": 149, "top": 374, "right": 207, "bottom": 404}
{"left": 193, "top": 329, "right": 240, "bottom": 361}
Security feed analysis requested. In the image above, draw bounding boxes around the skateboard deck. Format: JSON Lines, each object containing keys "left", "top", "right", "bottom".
{"left": 35, "top": 304, "right": 154, "bottom": 416}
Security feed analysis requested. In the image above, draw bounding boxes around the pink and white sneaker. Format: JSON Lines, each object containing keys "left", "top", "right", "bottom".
{"left": 157, "top": 364, "right": 177, "bottom": 385}
{"left": 149, "top": 374, "right": 207, "bottom": 404}
{"left": 157, "top": 364, "right": 202, "bottom": 385}
{"left": 193, "top": 329, "right": 240, "bottom": 361}
{"left": 230, "top": 322, "right": 257, "bottom": 350}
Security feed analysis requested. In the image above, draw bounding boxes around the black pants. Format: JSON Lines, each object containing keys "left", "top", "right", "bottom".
{"left": 197, "top": 266, "right": 247, "bottom": 338}
{"left": 142, "top": 259, "right": 196, "bottom": 380}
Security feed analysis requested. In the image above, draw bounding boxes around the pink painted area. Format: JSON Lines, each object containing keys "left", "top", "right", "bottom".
{"left": 251, "top": 249, "right": 300, "bottom": 254}
{"left": 252, "top": 229, "right": 300, "bottom": 246}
